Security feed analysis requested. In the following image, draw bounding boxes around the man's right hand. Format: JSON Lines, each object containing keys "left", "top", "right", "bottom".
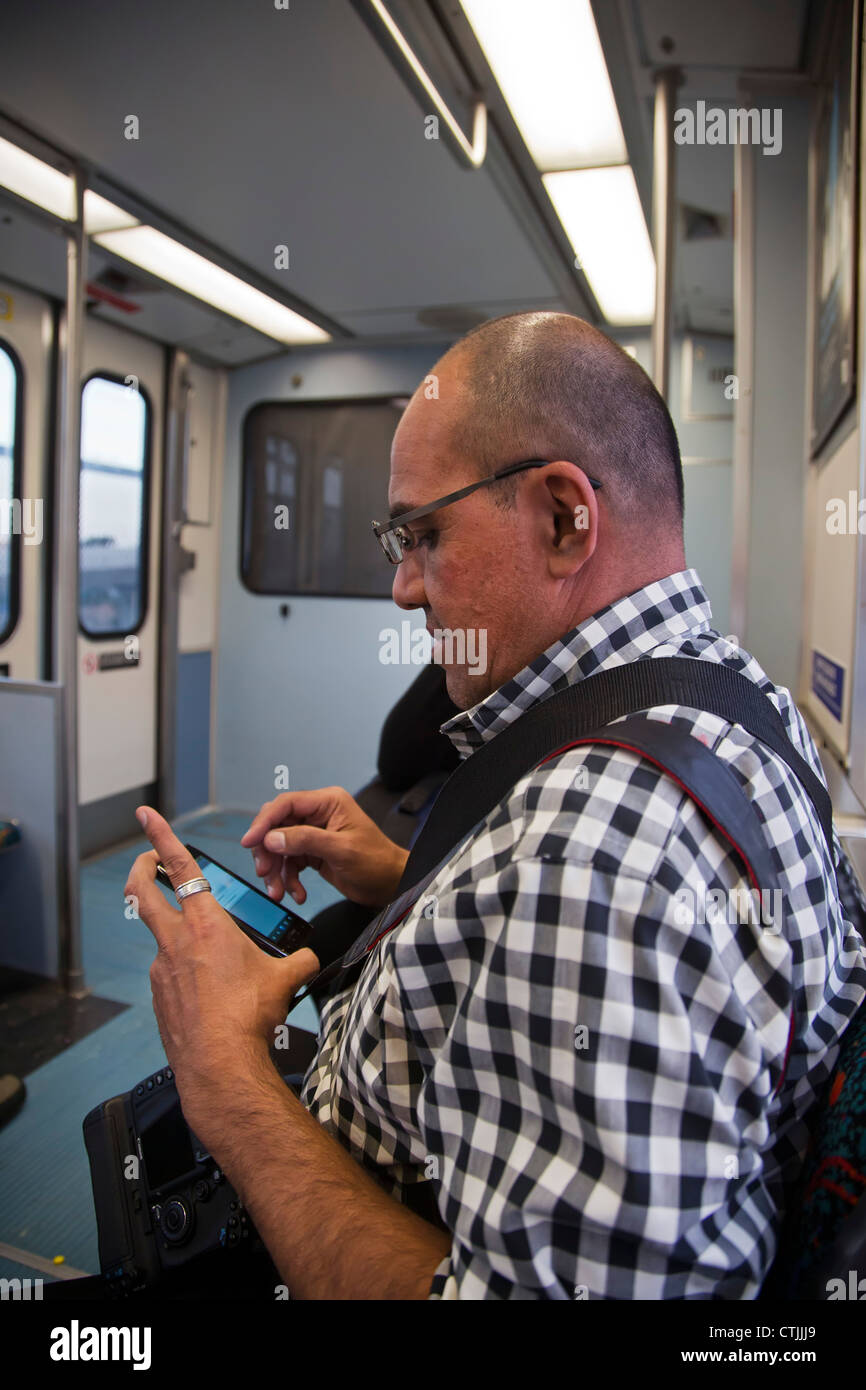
{"left": 241, "top": 788, "right": 409, "bottom": 908}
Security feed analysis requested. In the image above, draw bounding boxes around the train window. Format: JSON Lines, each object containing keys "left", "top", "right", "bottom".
{"left": 0, "top": 339, "right": 23, "bottom": 644}
{"left": 241, "top": 399, "right": 405, "bottom": 598}
{"left": 79, "top": 375, "right": 151, "bottom": 637}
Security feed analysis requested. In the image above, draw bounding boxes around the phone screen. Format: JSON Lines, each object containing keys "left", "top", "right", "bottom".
{"left": 194, "top": 853, "right": 289, "bottom": 944}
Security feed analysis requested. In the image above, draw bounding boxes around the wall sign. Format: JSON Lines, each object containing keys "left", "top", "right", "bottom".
{"left": 811, "top": 649, "right": 845, "bottom": 722}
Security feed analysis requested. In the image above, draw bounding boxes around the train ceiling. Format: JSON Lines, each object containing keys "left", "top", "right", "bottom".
{"left": 0, "top": 0, "right": 813, "bottom": 366}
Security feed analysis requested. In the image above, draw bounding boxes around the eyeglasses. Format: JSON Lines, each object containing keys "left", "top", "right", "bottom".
{"left": 372, "top": 458, "right": 602, "bottom": 565}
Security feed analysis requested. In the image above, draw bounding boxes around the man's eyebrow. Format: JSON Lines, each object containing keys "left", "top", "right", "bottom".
{"left": 388, "top": 499, "right": 415, "bottom": 520}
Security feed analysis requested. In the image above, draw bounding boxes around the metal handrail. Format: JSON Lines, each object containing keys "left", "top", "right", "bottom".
{"left": 363, "top": 0, "right": 487, "bottom": 169}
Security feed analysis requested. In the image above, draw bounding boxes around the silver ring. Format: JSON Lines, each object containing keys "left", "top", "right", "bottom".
{"left": 175, "top": 876, "right": 212, "bottom": 903}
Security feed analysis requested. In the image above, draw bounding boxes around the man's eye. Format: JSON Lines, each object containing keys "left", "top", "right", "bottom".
{"left": 395, "top": 526, "right": 436, "bottom": 553}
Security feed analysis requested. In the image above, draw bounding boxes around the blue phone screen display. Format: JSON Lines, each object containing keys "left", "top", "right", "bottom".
{"left": 196, "top": 856, "right": 287, "bottom": 942}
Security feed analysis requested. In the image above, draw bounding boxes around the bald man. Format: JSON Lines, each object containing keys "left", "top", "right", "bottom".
{"left": 130, "top": 312, "right": 866, "bottom": 1301}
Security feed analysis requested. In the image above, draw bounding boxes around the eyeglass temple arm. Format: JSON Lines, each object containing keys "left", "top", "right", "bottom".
{"left": 373, "top": 460, "right": 602, "bottom": 535}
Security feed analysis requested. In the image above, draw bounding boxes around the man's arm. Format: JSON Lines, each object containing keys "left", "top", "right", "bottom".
{"left": 125, "top": 808, "right": 448, "bottom": 1300}
{"left": 208, "top": 1041, "right": 451, "bottom": 1299}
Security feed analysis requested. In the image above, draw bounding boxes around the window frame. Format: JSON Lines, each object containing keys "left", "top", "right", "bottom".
{"left": 78, "top": 369, "right": 153, "bottom": 641}
{"left": 239, "top": 395, "right": 405, "bottom": 600}
{"left": 0, "top": 335, "right": 25, "bottom": 647}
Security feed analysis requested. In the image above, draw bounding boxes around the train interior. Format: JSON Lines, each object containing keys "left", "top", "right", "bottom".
{"left": 0, "top": 0, "right": 865, "bottom": 1291}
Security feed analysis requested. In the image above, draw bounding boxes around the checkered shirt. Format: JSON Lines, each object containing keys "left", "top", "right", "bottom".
{"left": 300, "top": 569, "right": 866, "bottom": 1299}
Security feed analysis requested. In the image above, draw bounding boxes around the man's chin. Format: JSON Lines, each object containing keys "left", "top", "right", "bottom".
{"left": 442, "top": 665, "right": 492, "bottom": 711}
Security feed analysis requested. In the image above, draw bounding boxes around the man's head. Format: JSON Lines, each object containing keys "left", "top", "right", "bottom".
{"left": 387, "top": 311, "right": 687, "bottom": 708}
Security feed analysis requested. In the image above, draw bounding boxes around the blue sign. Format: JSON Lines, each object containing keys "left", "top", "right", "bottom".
{"left": 811, "top": 651, "right": 845, "bottom": 722}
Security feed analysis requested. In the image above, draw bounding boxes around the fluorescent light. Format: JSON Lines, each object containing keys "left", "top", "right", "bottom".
{"left": 544, "top": 167, "right": 656, "bottom": 325}
{"left": 0, "top": 135, "right": 74, "bottom": 218}
{"left": 0, "top": 135, "right": 327, "bottom": 344}
{"left": 93, "top": 226, "right": 331, "bottom": 345}
{"left": 460, "top": 0, "right": 626, "bottom": 170}
{"left": 0, "top": 139, "right": 141, "bottom": 234}
{"left": 83, "top": 192, "right": 139, "bottom": 234}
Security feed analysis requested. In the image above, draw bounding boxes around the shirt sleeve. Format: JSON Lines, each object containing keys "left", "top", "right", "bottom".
{"left": 402, "top": 853, "right": 795, "bottom": 1300}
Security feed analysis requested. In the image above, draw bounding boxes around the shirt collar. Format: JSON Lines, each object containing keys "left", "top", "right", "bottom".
{"left": 441, "top": 569, "right": 713, "bottom": 759}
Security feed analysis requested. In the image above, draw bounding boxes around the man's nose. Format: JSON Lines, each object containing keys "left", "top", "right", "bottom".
{"left": 392, "top": 552, "right": 427, "bottom": 611}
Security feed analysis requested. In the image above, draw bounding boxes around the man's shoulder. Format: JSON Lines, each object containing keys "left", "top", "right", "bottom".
{"left": 493, "top": 640, "right": 828, "bottom": 884}
{"left": 499, "top": 732, "right": 711, "bottom": 884}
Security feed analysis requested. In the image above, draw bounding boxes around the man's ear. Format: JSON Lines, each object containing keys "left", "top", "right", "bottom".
{"left": 539, "top": 464, "right": 599, "bottom": 577}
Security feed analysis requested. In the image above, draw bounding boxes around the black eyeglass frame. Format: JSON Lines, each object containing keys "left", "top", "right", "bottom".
{"left": 372, "top": 458, "right": 602, "bottom": 564}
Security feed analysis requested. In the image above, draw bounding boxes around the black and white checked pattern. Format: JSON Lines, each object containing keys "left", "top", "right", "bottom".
{"left": 301, "top": 570, "right": 866, "bottom": 1299}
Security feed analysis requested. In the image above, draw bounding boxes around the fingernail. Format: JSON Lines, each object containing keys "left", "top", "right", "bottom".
{"left": 137, "top": 809, "right": 148, "bottom": 829}
{"left": 252, "top": 852, "right": 261, "bottom": 871}
{"left": 264, "top": 831, "right": 285, "bottom": 851}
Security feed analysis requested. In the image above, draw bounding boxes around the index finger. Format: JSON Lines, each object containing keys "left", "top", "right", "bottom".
{"left": 241, "top": 791, "right": 330, "bottom": 848}
{"left": 244, "top": 783, "right": 346, "bottom": 845}
{"left": 135, "top": 805, "right": 201, "bottom": 893}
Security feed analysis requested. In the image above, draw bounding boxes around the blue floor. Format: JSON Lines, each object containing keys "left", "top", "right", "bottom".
{"left": 0, "top": 807, "right": 340, "bottom": 1281}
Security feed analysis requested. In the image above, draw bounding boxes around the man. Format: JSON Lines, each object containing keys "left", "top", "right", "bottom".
{"left": 129, "top": 312, "right": 866, "bottom": 1299}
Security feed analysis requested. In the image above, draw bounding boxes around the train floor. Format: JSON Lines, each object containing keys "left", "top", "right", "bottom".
{"left": 0, "top": 807, "right": 335, "bottom": 1286}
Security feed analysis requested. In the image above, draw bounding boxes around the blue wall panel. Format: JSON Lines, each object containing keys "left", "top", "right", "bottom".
{"left": 175, "top": 650, "right": 212, "bottom": 815}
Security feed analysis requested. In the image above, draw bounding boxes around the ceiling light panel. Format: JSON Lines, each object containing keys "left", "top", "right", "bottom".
{"left": 93, "top": 225, "right": 330, "bottom": 344}
{"left": 0, "top": 135, "right": 74, "bottom": 218}
{"left": 460, "top": 0, "right": 627, "bottom": 170}
{"left": 83, "top": 193, "right": 140, "bottom": 234}
{"left": 543, "top": 166, "right": 656, "bottom": 324}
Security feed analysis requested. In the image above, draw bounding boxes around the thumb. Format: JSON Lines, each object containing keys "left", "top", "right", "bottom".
{"left": 275, "top": 946, "right": 320, "bottom": 991}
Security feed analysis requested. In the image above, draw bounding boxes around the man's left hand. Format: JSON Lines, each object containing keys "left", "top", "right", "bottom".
{"left": 125, "top": 806, "right": 319, "bottom": 1152}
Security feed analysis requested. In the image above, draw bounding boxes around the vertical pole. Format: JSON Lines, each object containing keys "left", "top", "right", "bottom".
{"left": 730, "top": 124, "right": 755, "bottom": 644}
{"left": 651, "top": 68, "right": 681, "bottom": 400}
{"left": 158, "top": 349, "right": 191, "bottom": 821}
{"left": 55, "top": 168, "right": 86, "bottom": 996}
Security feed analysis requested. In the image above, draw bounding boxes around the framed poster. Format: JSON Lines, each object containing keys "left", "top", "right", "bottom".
{"left": 811, "top": 0, "right": 860, "bottom": 457}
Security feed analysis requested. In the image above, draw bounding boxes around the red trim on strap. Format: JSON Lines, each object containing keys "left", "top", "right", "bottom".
{"left": 364, "top": 901, "right": 414, "bottom": 955}
{"left": 539, "top": 736, "right": 764, "bottom": 891}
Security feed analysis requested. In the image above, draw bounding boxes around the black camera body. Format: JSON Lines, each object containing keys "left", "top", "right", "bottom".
{"left": 83, "top": 1063, "right": 265, "bottom": 1295}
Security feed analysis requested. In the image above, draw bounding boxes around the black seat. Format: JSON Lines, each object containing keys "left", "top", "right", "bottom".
{"left": 307, "top": 664, "right": 458, "bottom": 1003}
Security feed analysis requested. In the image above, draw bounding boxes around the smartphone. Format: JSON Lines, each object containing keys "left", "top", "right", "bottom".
{"left": 155, "top": 843, "right": 312, "bottom": 958}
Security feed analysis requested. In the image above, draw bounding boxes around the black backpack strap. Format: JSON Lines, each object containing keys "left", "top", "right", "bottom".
{"left": 401, "top": 657, "right": 832, "bottom": 891}
{"left": 535, "top": 713, "right": 782, "bottom": 902}
{"left": 291, "top": 657, "right": 828, "bottom": 1022}
{"left": 300, "top": 713, "right": 796, "bottom": 1098}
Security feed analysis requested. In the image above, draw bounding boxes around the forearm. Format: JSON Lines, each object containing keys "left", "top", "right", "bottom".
{"left": 374, "top": 842, "right": 411, "bottom": 906}
{"left": 210, "top": 1043, "right": 451, "bottom": 1299}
